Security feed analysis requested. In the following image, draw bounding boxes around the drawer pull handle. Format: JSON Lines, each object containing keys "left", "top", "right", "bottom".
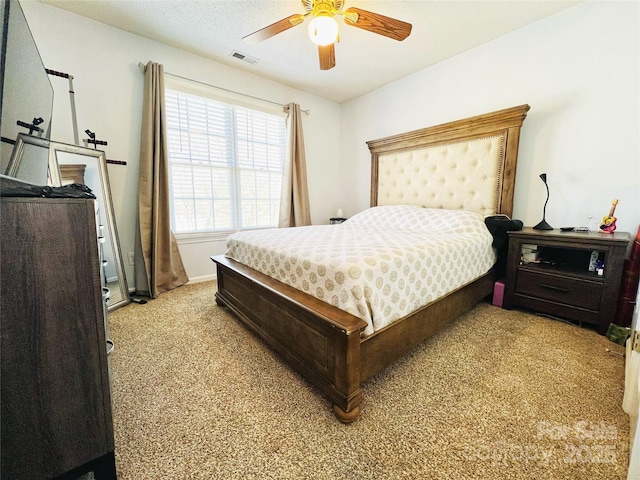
{"left": 541, "top": 284, "right": 569, "bottom": 293}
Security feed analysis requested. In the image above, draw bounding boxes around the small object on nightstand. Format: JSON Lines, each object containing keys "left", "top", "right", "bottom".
{"left": 520, "top": 243, "right": 539, "bottom": 264}
{"left": 331, "top": 208, "right": 346, "bottom": 224}
{"left": 560, "top": 227, "right": 575, "bottom": 232}
{"left": 595, "top": 259, "right": 605, "bottom": 276}
{"left": 600, "top": 199, "right": 618, "bottom": 233}
{"left": 588, "top": 251, "right": 599, "bottom": 272}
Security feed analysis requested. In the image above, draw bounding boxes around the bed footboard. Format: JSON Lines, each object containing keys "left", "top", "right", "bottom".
{"left": 360, "top": 270, "right": 497, "bottom": 382}
{"left": 212, "top": 255, "right": 368, "bottom": 422}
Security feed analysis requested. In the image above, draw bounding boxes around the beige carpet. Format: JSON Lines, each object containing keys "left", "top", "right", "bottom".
{"left": 108, "top": 281, "right": 629, "bottom": 479}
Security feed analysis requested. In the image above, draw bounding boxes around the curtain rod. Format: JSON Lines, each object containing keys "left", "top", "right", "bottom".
{"left": 137, "top": 62, "right": 310, "bottom": 115}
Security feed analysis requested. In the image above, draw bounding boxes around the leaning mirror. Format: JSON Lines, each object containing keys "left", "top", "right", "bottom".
{"left": 50, "top": 141, "right": 130, "bottom": 310}
{"left": 0, "top": 0, "right": 54, "bottom": 167}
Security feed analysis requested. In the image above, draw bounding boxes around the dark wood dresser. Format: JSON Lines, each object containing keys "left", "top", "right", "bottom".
{"left": 504, "top": 227, "right": 629, "bottom": 334}
{"left": 0, "top": 197, "right": 116, "bottom": 479}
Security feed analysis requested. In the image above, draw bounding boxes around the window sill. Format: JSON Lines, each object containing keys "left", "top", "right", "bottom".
{"left": 174, "top": 231, "right": 231, "bottom": 244}
{"left": 175, "top": 226, "right": 278, "bottom": 245}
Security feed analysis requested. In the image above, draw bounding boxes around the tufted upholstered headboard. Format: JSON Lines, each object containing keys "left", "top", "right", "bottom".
{"left": 367, "top": 104, "right": 530, "bottom": 218}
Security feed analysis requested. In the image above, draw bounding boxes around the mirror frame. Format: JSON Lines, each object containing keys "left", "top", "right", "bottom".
{"left": 5, "top": 133, "right": 61, "bottom": 185}
{"left": 6, "top": 134, "right": 130, "bottom": 311}
{"left": 50, "top": 140, "right": 130, "bottom": 311}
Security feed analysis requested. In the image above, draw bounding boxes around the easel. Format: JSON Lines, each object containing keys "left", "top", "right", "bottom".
{"left": 46, "top": 68, "right": 126, "bottom": 166}
{"left": 16, "top": 117, "right": 44, "bottom": 136}
{"left": 45, "top": 69, "right": 79, "bottom": 145}
{"left": 82, "top": 130, "right": 127, "bottom": 165}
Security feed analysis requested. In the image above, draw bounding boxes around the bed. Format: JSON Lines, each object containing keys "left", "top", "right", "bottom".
{"left": 212, "top": 104, "right": 530, "bottom": 422}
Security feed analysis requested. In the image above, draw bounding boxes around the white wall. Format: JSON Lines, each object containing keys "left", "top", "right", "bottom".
{"left": 21, "top": 1, "right": 342, "bottom": 285}
{"left": 21, "top": 1, "right": 639, "bottom": 286}
{"left": 340, "top": 1, "right": 640, "bottom": 234}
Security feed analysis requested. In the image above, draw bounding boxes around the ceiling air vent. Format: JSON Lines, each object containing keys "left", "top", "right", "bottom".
{"left": 230, "top": 51, "right": 258, "bottom": 64}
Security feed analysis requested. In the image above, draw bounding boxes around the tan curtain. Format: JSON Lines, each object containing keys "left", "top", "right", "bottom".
{"left": 279, "top": 103, "right": 311, "bottom": 227}
{"left": 134, "top": 61, "right": 188, "bottom": 298}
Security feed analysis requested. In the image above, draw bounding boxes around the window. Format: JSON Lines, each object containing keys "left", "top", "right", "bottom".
{"left": 165, "top": 85, "right": 286, "bottom": 234}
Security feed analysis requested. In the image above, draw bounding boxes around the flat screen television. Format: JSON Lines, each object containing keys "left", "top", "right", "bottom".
{"left": 0, "top": 0, "right": 53, "bottom": 174}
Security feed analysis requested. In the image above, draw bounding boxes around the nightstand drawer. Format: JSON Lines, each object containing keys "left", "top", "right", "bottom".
{"left": 516, "top": 270, "right": 602, "bottom": 310}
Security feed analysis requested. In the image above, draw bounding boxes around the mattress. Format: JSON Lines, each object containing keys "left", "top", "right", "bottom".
{"left": 225, "top": 205, "right": 497, "bottom": 336}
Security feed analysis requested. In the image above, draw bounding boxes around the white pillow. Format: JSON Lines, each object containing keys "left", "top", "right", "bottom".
{"left": 345, "top": 205, "right": 486, "bottom": 234}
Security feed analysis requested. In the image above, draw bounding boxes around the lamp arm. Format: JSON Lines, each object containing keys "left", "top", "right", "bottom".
{"left": 542, "top": 182, "right": 550, "bottom": 217}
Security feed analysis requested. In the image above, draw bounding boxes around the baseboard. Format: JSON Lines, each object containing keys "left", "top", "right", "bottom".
{"left": 186, "top": 273, "right": 217, "bottom": 285}
{"left": 125, "top": 274, "right": 216, "bottom": 295}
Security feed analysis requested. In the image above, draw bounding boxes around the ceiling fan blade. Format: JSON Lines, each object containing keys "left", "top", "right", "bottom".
{"left": 343, "top": 7, "right": 412, "bottom": 41}
{"left": 318, "top": 44, "right": 336, "bottom": 70}
{"left": 243, "top": 14, "right": 304, "bottom": 44}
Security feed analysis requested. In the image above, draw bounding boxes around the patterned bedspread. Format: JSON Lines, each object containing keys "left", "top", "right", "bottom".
{"left": 225, "top": 205, "right": 497, "bottom": 336}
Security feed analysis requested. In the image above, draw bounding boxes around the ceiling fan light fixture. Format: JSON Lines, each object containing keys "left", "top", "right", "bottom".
{"left": 308, "top": 14, "right": 338, "bottom": 46}
{"left": 243, "top": 1, "right": 412, "bottom": 69}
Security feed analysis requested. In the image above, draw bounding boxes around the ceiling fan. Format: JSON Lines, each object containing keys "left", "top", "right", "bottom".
{"left": 243, "top": 0, "right": 412, "bottom": 70}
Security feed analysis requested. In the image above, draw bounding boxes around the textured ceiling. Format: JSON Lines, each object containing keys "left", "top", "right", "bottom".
{"left": 40, "top": 0, "right": 581, "bottom": 103}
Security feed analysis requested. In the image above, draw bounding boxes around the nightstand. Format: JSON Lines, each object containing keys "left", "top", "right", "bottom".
{"left": 503, "top": 227, "right": 630, "bottom": 334}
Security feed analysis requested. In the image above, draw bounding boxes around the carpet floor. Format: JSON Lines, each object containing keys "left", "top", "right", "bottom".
{"left": 108, "top": 281, "right": 629, "bottom": 479}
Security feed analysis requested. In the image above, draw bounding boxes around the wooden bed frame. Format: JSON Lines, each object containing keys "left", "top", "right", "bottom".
{"left": 212, "top": 104, "right": 530, "bottom": 422}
